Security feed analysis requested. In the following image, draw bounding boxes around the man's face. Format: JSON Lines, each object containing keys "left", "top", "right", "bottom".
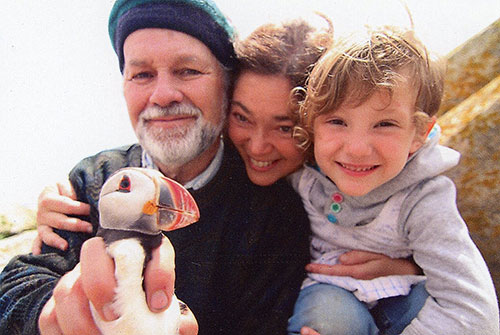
{"left": 122, "top": 28, "right": 227, "bottom": 168}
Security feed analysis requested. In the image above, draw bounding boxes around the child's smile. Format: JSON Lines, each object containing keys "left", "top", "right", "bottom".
{"left": 313, "top": 77, "right": 425, "bottom": 197}
{"left": 337, "top": 162, "right": 380, "bottom": 175}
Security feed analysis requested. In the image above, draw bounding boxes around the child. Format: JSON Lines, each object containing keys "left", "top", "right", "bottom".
{"left": 287, "top": 26, "right": 499, "bottom": 335}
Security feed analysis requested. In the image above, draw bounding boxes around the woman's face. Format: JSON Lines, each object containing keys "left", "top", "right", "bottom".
{"left": 228, "top": 71, "right": 305, "bottom": 186}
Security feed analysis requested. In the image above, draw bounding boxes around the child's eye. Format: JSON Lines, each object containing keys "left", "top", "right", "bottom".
{"left": 327, "top": 118, "right": 346, "bottom": 126}
{"left": 376, "top": 121, "right": 397, "bottom": 128}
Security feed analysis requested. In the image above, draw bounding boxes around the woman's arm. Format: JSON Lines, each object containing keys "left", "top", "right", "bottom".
{"left": 306, "top": 250, "right": 421, "bottom": 279}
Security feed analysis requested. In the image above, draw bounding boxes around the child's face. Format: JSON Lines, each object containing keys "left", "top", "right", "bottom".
{"left": 313, "top": 79, "right": 425, "bottom": 197}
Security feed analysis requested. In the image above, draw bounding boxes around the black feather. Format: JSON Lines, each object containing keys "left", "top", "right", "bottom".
{"left": 97, "top": 228, "right": 163, "bottom": 266}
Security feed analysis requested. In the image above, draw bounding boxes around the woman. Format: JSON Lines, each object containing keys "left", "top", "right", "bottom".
{"left": 34, "top": 17, "right": 420, "bottom": 334}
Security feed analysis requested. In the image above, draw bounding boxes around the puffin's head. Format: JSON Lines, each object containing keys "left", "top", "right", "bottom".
{"left": 98, "top": 168, "right": 200, "bottom": 235}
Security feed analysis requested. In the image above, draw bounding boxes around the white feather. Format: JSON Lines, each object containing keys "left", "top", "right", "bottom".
{"left": 90, "top": 238, "right": 181, "bottom": 334}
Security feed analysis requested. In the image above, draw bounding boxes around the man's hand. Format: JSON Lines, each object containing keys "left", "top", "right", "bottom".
{"left": 305, "top": 250, "right": 421, "bottom": 280}
{"left": 38, "top": 237, "right": 198, "bottom": 334}
{"left": 33, "top": 180, "right": 92, "bottom": 254}
{"left": 38, "top": 262, "right": 102, "bottom": 335}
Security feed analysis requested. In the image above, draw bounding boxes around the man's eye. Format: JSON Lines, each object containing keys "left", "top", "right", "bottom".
{"left": 131, "top": 72, "right": 153, "bottom": 80}
{"left": 179, "top": 68, "right": 202, "bottom": 76}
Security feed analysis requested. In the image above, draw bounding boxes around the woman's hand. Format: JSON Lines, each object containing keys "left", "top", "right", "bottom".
{"left": 306, "top": 250, "right": 421, "bottom": 280}
{"left": 32, "top": 180, "right": 93, "bottom": 254}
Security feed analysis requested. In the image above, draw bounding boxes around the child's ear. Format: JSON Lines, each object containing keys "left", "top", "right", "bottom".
{"left": 410, "top": 116, "right": 436, "bottom": 154}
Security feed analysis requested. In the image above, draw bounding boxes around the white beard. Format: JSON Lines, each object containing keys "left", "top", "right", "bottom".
{"left": 135, "top": 103, "right": 225, "bottom": 169}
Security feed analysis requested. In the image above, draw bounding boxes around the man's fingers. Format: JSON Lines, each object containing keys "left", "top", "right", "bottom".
{"left": 52, "top": 264, "right": 101, "bottom": 335}
{"left": 39, "top": 297, "right": 64, "bottom": 335}
{"left": 179, "top": 301, "right": 199, "bottom": 335}
{"left": 144, "top": 237, "right": 176, "bottom": 312}
{"left": 80, "top": 237, "right": 119, "bottom": 322}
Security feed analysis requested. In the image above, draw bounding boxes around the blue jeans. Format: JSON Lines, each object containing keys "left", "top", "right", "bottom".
{"left": 287, "top": 281, "right": 428, "bottom": 335}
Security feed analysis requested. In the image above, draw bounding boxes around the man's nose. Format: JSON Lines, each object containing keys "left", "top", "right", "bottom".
{"left": 150, "top": 74, "right": 183, "bottom": 107}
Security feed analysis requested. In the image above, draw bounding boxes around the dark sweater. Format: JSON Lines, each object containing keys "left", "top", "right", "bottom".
{"left": 0, "top": 142, "right": 310, "bottom": 335}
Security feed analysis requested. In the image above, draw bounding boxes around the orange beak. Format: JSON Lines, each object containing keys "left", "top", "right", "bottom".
{"left": 143, "top": 175, "right": 200, "bottom": 231}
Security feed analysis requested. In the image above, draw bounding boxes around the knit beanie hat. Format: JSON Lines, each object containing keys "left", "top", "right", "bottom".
{"left": 109, "top": 0, "right": 237, "bottom": 72}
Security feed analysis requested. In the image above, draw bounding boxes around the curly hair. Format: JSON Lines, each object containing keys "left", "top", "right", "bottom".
{"left": 234, "top": 15, "right": 333, "bottom": 126}
{"left": 295, "top": 25, "right": 445, "bottom": 153}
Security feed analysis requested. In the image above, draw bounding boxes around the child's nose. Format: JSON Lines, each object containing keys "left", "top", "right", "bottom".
{"left": 345, "top": 135, "right": 373, "bottom": 157}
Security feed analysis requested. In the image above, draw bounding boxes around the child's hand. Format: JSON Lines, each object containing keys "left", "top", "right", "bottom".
{"left": 305, "top": 250, "right": 421, "bottom": 280}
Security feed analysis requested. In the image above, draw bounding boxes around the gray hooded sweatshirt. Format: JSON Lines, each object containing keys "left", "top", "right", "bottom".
{"left": 289, "top": 127, "right": 499, "bottom": 334}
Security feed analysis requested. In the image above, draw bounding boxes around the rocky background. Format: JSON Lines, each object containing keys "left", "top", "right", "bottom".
{"left": 0, "top": 18, "right": 499, "bottom": 303}
{"left": 438, "top": 18, "right": 500, "bottom": 302}
{"left": 0, "top": 208, "right": 36, "bottom": 270}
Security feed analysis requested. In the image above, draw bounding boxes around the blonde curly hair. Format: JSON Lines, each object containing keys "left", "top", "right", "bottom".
{"left": 294, "top": 25, "right": 445, "bottom": 155}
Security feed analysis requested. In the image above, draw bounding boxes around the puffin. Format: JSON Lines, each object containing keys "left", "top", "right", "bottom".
{"left": 90, "top": 167, "right": 200, "bottom": 335}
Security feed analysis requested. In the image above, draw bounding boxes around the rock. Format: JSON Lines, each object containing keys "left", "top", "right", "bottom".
{"left": 0, "top": 206, "right": 37, "bottom": 272}
{"left": 438, "top": 74, "right": 500, "bottom": 300}
{"left": 438, "top": 19, "right": 500, "bottom": 116}
{"left": 0, "top": 230, "right": 37, "bottom": 272}
{"left": 0, "top": 206, "right": 36, "bottom": 237}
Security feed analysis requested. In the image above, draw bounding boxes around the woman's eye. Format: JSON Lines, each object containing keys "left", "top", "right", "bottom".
{"left": 231, "top": 112, "right": 248, "bottom": 123}
{"left": 279, "top": 125, "right": 292, "bottom": 133}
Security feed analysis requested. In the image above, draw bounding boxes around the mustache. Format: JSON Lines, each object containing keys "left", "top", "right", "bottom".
{"left": 140, "top": 104, "right": 201, "bottom": 120}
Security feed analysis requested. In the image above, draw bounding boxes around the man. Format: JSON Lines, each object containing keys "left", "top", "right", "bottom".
{"left": 0, "top": 0, "right": 311, "bottom": 334}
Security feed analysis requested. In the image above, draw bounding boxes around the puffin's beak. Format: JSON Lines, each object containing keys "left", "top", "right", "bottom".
{"left": 155, "top": 176, "right": 200, "bottom": 231}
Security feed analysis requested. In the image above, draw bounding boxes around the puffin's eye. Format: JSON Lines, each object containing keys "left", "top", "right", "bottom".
{"left": 118, "top": 175, "right": 131, "bottom": 192}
